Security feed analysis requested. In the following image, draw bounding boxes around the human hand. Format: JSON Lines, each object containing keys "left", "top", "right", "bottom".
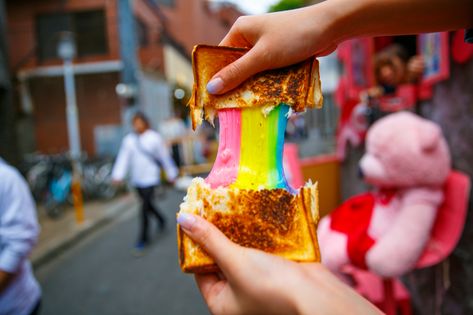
{"left": 361, "top": 87, "right": 384, "bottom": 101}
{"left": 406, "top": 55, "right": 425, "bottom": 83}
{"left": 177, "top": 213, "right": 382, "bottom": 315}
{"left": 207, "top": 3, "right": 343, "bottom": 95}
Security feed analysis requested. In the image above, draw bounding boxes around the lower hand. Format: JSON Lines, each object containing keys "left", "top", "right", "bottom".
{"left": 177, "top": 213, "right": 382, "bottom": 315}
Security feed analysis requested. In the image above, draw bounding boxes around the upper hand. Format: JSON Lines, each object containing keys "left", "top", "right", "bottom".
{"left": 207, "top": 4, "right": 341, "bottom": 95}
{"left": 177, "top": 213, "right": 382, "bottom": 315}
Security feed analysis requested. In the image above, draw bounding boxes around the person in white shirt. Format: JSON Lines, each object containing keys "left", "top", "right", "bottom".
{"left": 0, "top": 158, "right": 41, "bottom": 315}
{"left": 158, "top": 108, "right": 189, "bottom": 168}
{"left": 112, "top": 112, "right": 178, "bottom": 251}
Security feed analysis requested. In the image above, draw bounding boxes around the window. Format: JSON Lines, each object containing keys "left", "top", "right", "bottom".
{"left": 36, "top": 9, "right": 108, "bottom": 61}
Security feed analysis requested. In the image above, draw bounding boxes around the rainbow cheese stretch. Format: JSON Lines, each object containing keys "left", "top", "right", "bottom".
{"left": 205, "top": 104, "right": 295, "bottom": 193}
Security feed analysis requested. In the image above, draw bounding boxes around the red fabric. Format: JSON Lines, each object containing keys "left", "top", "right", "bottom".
{"left": 330, "top": 193, "right": 376, "bottom": 269}
{"left": 378, "top": 85, "right": 417, "bottom": 112}
{"left": 377, "top": 189, "right": 397, "bottom": 205}
{"left": 452, "top": 30, "right": 473, "bottom": 64}
{"left": 374, "top": 36, "right": 394, "bottom": 52}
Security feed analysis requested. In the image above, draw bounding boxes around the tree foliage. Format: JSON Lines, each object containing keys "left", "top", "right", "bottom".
{"left": 268, "top": 0, "right": 305, "bottom": 12}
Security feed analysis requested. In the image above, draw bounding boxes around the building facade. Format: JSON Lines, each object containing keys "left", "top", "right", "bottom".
{"left": 5, "top": 0, "right": 240, "bottom": 156}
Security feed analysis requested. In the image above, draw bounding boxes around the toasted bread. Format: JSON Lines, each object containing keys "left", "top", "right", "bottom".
{"left": 188, "top": 45, "right": 323, "bottom": 129}
{"left": 178, "top": 178, "right": 320, "bottom": 273}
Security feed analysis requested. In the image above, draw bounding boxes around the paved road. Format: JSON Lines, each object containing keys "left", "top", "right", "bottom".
{"left": 35, "top": 189, "right": 209, "bottom": 315}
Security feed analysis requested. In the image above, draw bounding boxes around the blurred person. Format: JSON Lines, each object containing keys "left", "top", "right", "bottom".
{"left": 159, "top": 108, "right": 189, "bottom": 168}
{"left": 112, "top": 112, "right": 178, "bottom": 252}
{"left": 183, "top": 0, "right": 472, "bottom": 313}
{"left": 196, "top": 121, "right": 218, "bottom": 164}
{"left": 0, "top": 158, "right": 41, "bottom": 315}
{"left": 369, "top": 44, "right": 424, "bottom": 98}
{"left": 359, "top": 44, "right": 425, "bottom": 124}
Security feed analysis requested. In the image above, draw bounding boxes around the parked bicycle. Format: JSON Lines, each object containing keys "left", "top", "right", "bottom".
{"left": 24, "top": 153, "right": 118, "bottom": 218}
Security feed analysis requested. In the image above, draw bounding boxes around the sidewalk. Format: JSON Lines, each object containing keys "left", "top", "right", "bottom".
{"left": 32, "top": 193, "right": 137, "bottom": 268}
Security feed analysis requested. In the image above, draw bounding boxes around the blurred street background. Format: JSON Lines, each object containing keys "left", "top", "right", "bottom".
{"left": 1, "top": 0, "right": 473, "bottom": 314}
{"left": 35, "top": 188, "right": 210, "bottom": 315}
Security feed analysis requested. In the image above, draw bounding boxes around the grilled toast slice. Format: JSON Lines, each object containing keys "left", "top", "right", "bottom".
{"left": 188, "top": 45, "right": 323, "bottom": 129}
{"left": 178, "top": 178, "right": 320, "bottom": 273}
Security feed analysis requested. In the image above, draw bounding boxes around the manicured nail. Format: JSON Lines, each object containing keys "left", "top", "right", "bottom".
{"left": 206, "top": 77, "right": 224, "bottom": 94}
{"left": 177, "top": 213, "right": 197, "bottom": 230}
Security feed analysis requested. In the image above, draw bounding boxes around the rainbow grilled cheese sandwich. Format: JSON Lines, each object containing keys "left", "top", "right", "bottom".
{"left": 178, "top": 45, "right": 323, "bottom": 273}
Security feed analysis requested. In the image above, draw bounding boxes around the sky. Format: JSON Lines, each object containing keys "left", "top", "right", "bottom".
{"left": 214, "top": 0, "right": 279, "bottom": 14}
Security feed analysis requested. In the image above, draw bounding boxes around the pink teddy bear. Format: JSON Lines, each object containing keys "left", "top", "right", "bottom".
{"left": 318, "top": 112, "right": 451, "bottom": 277}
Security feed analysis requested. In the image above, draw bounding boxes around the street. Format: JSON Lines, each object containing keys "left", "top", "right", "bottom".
{"left": 35, "top": 189, "right": 209, "bottom": 315}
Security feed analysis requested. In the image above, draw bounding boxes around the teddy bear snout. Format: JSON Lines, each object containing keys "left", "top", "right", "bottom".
{"left": 359, "top": 154, "right": 388, "bottom": 186}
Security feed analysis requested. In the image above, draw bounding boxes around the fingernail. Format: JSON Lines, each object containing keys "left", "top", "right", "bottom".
{"left": 177, "top": 213, "right": 197, "bottom": 230}
{"left": 206, "top": 77, "right": 224, "bottom": 94}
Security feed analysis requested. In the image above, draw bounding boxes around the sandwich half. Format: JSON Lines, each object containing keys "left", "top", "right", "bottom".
{"left": 178, "top": 178, "right": 320, "bottom": 273}
{"left": 188, "top": 45, "right": 323, "bottom": 130}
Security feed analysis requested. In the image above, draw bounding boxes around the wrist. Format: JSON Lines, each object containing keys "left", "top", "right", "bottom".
{"left": 327, "top": 0, "right": 369, "bottom": 41}
{"left": 308, "top": 0, "right": 374, "bottom": 45}
{"left": 284, "top": 266, "right": 319, "bottom": 315}
{"left": 303, "top": 0, "right": 364, "bottom": 52}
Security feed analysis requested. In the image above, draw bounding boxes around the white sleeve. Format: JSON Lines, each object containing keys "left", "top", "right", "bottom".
{"left": 0, "top": 166, "right": 39, "bottom": 273}
{"left": 111, "top": 137, "right": 131, "bottom": 181}
{"left": 154, "top": 134, "right": 179, "bottom": 181}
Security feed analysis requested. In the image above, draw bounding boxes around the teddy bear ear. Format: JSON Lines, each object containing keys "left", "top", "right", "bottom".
{"left": 419, "top": 123, "right": 441, "bottom": 152}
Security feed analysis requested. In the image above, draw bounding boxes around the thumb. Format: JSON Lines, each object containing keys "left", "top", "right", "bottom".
{"left": 206, "top": 45, "right": 267, "bottom": 95}
{"left": 177, "top": 213, "right": 243, "bottom": 275}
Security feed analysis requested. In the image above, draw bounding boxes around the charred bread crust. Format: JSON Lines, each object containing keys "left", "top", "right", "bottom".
{"left": 178, "top": 181, "right": 320, "bottom": 273}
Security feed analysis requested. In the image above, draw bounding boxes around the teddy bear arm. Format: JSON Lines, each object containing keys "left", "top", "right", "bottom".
{"left": 366, "top": 200, "right": 439, "bottom": 277}
{"left": 318, "top": 216, "right": 350, "bottom": 271}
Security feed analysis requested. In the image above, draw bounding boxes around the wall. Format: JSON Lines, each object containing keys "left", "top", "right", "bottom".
{"left": 407, "top": 57, "right": 473, "bottom": 315}
{"left": 163, "top": 44, "right": 193, "bottom": 90}
{"left": 6, "top": 0, "right": 120, "bottom": 71}
{"left": 160, "top": 0, "right": 238, "bottom": 57}
{"left": 301, "top": 155, "right": 341, "bottom": 217}
{"left": 29, "top": 72, "right": 121, "bottom": 155}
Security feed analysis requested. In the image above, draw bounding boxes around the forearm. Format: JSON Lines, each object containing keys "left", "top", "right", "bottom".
{"left": 289, "top": 264, "right": 382, "bottom": 315}
{"left": 316, "top": 0, "right": 473, "bottom": 43}
{"left": 0, "top": 269, "right": 14, "bottom": 293}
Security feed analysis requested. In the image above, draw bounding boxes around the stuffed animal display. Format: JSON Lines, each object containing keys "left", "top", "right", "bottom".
{"left": 318, "top": 112, "right": 451, "bottom": 277}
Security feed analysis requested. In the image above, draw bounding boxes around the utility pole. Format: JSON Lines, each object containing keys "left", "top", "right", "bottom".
{"left": 117, "top": 0, "right": 140, "bottom": 133}
{"left": 0, "top": 0, "right": 18, "bottom": 165}
{"left": 58, "top": 32, "right": 84, "bottom": 224}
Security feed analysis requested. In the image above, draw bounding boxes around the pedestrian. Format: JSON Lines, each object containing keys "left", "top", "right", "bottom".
{"left": 178, "top": 0, "right": 473, "bottom": 314}
{"left": 158, "top": 108, "right": 189, "bottom": 168}
{"left": 0, "top": 157, "right": 41, "bottom": 315}
{"left": 112, "top": 112, "right": 178, "bottom": 253}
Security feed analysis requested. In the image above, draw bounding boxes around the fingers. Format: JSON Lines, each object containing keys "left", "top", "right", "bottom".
{"left": 219, "top": 16, "right": 253, "bottom": 48}
{"left": 177, "top": 213, "right": 243, "bottom": 275}
{"left": 219, "top": 27, "right": 251, "bottom": 48}
{"left": 206, "top": 44, "right": 268, "bottom": 94}
{"left": 195, "top": 273, "right": 225, "bottom": 302}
